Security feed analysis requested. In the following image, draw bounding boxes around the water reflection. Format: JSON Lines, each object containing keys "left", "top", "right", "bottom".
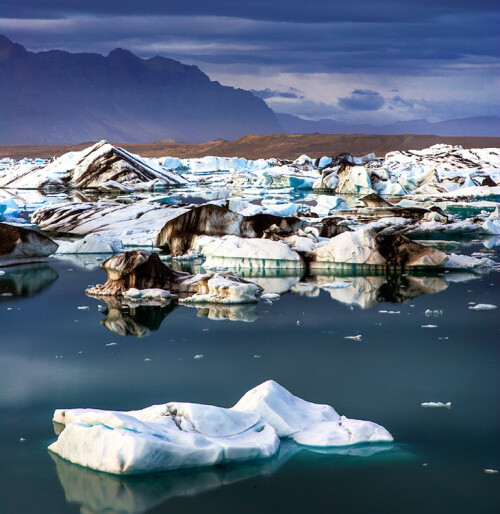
{"left": 90, "top": 271, "right": 466, "bottom": 335}
{"left": 300, "top": 275, "right": 449, "bottom": 309}
{"left": 96, "top": 298, "right": 176, "bottom": 337}
{"left": 51, "top": 441, "right": 399, "bottom": 514}
{"left": 0, "top": 264, "right": 58, "bottom": 297}
{"left": 194, "top": 304, "right": 259, "bottom": 322}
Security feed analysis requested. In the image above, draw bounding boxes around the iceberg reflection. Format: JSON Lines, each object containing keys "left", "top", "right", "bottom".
{"left": 96, "top": 298, "right": 176, "bottom": 337}
{"left": 296, "top": 274, "right": 449, "bottom": 309}
{"left": 0, "top": 263, "right": 58, "bottom": 297}
{"left": 50, "top": 440, "right": 399, "bottom": 514}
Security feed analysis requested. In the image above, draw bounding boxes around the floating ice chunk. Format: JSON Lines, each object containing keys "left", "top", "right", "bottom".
{"left": 49, "top": 402, "right": 279, "bottom": 475}
{"left": 179, "top": 274, "right": 260, "bottom": 304}
{"left": 344, "top": 335, "right": 362, "bottom": 341}
{"left": 421, "top": 402, "right": 451, "bottom": 408}
{"left": 233, "top": 380, "right": 393, "bottom": 447}
{"left": 482, "top": 219, "right": 500, "bottom": 235}
{"left": 422, "top": 324, "right": 437, "bottom": 328}
{"left": 56, "top": 234, "right": 124, "bottom": 254}
{"left": 425, "top": 309, "right": 443, "bottom": 316}
{"left": 0, "top": 198, "right": 21, "bottom": 220}
{"left": 260, "top": 293, "right": 281, "bottom": 301}
{"left": 444, "top": 253, "right": 496, "bottom": 269}
{"left": 194, "top": 235, "right": 305, "bottom": 270}
{"left": 469, "top": 303, "right": 497, "bottom": 311}
{"left": 123, "top": 288, "right": 173, "bottom": 303}
{"left": 484, "top": 469, "right": 498, "bottom": 474}
{"left": 322, "top": 282, "right": 351, "bottom": 289}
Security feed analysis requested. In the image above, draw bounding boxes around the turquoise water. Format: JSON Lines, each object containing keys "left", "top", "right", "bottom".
{"left": 0, "top": 252, "right": 499, "bottom": 513}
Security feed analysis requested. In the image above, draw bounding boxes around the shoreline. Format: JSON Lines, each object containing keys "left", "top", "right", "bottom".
{"left": 1, "top": 133, "right": 499, "bottom": 160}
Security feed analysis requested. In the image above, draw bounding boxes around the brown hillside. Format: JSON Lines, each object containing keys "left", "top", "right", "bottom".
{"left": 1, "top": 133, "right": 499, "bottom": 160}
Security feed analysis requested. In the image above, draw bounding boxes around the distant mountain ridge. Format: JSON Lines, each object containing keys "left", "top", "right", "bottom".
{"left": 0, "top": 35, "right": 281, "bottom": 144}
{"left": 0, "top": 35, "right": 498, "bottom": 144}
{"left": 276, "top": 113, "right": 500, "bottom": 137}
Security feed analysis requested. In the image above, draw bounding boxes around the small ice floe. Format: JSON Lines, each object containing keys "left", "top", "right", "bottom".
{"left": 484, "top": 469, "right": 498, "bottom": 474}
{"left": 0, "top": 271, "right": 5, "bottom": 275}
{"left": 379, "top": 310, "right": 400, "bottom": 314}
{"left": 194, "top": 354, "right": 204, "bottom": 360}
{"left": 296, "top": 320, "right": 300, "bottom": 326}
{"left": 344, "top": 335, "right": 362, "bottom": 341}
{"left": 421, "top": 401, "right": 451, "bottom": 408}
{"left": 253, "top": 354, "right": 261, "bottom": 359}
{"left": 260, "top": 293, "right": 280, "bottom": 301}
{"left": 1, "top": 292, "right": 13, "bottom": 297}
{"left": 19, "top": 437, "right": 26, "bottom": 443}
{"left": 425, "top": 309, "right": 443, "bottom": 317}
{"left": 77, "top": 306, "right": 89, "bottom": 310}
{"left": 105, "top": 343, "right": 117, "bottom": 347}
{"left": 144, "top": 358, "right": 152, "bottom": 362}
{"left": 422, "top": 324, "right": 437, "bottom": 328}
{"left": 321, "top": 282, "right": 350, "bottom": 289}
{"left": 469, "top": 303, "right": 497, "bottom": 311}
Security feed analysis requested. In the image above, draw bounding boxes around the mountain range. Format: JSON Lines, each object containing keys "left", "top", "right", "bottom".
{"left": 0, "top": 35, "right": 280, "bottom": 145}
{"left": 0, "top": 35, "right": 498, "bottom": 144}
{"left": 276, "top": 113, "right": 500, "bottom": 138}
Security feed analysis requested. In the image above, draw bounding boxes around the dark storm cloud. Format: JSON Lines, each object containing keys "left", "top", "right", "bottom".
{"left": 338, "top": 90, "right": 385, "bottom": 111}
{"left": 1, "top": 1, "right": 497, "bottom": 22}
{"left": 0, "top": 1, "right": 498, "bottom": 76}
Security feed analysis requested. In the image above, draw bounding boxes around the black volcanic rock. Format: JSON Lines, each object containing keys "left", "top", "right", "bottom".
{"left": 0, "top": 35, "right": 281, "bottom": 144}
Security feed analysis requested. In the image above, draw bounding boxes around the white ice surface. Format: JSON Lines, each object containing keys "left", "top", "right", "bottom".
{"left": 49, "top": 381, "right": 393, "bottom": 474}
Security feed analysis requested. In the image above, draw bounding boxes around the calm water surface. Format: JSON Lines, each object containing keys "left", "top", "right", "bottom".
{"left": 0, "top": 250, "right": 499, "bottom": 513}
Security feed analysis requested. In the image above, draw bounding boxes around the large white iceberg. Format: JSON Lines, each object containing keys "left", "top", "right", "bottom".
{"left": 49, "top": 381, "right": 393, "bottom": 475}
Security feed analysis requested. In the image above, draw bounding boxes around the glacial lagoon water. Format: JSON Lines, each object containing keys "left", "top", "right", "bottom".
{"left": 0, "top": 250, "right": 499, "bottom": 513}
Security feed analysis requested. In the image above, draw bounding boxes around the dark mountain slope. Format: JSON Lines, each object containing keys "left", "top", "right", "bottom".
{"left": 0, "top": 35, "right": 281, "bottom": 144}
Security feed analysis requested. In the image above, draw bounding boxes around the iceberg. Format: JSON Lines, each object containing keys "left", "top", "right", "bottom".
{"left": 49, "top": 381, "right": 393, "bottom": 475}
{"left": 193, "top": 235, "right": 305, "bottom": 270}
{"left": 0, "top": 141, "right": 188, "bottom": 191}
{"left": 0, "top": 222, "right": 58, "bottom": 266}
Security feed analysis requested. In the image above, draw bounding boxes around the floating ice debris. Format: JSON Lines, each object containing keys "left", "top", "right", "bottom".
{"left": 484, "top": 469, "right": 498, "bottom": 474}
{"left": 0, "top": 271, "right": 5, "bottom": 275}
{"left": 425, "top": 309, "right": 443, "bottom": 316}
{"left": 321, "top": 282, "right": 350, "bottom": 289}
{"left": 19, "top": 437, "right": 26, "bottom": 443}
{"left": 260, "top": 293, "right": 280, "bottom": 301}
{"left": 421, "top": 402, "right": 451, "bottom": 408}
{"left": 77, "top": 306, "right": 89, "bottom": 310}
{"left": 105, "top": 343, "right": 117, "bottom": 347}
{"left": 49, "top": 380, "right": 393, "bottom": 474}
{"left": 253, "top": 354, "right": 261, "bottom": 359}
{"left": 469, "top": 304, "right": 497, "bottom": 311}
{"left": 144, "top": 358, "right": 152, "bottom": 362}
{"left": 194, "top": 354, "right": 204, "bottom": 360}
{"left": 344, "top": 335, "right": 362, "bottom": 341}
{"left": 296, "top": 320, "right": 300, "bottom": 326}
{"left": 422, "top": 324, "right": 437, "bottom": 328}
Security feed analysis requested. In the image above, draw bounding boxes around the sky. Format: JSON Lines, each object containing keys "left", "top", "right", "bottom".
{"left": 1, "top": 0, "right": 499, "bottom": 124}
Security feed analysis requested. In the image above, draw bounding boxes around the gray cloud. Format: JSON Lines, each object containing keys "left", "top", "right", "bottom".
{"left": 251, "top": 88, "right": 303, "bottom": 100}
{"left": 338, "top": 90, "right": 385, "bottom": 111}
